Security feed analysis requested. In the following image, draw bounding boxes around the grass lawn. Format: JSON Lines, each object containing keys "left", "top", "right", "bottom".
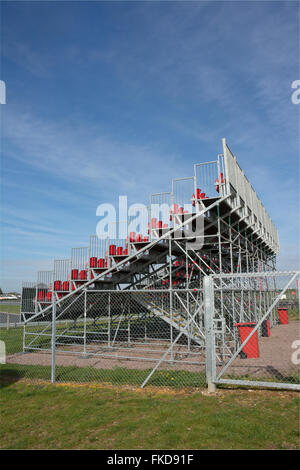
{"left": 0, "top": 363, "right": 207, "bottom": 388}
{"left": 0, "top": 377, "right": 299, "bottom": 450}
{"left": 0, "top": 327, "right": 24, "bottom": 355}
{"left": 0, "top": 304, "right": 20, "bottom": 314}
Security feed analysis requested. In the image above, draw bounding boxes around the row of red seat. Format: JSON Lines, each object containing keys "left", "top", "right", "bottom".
{"left": 127, "top": 233, "right": 149, "bottom": 243}
{"left": 37, "top": 290, "right": 52, "bottom": 301}
{"left": 192, "top": 189, "right": 209, "bottom": 207}
{"left": 89, "top": 257, "right": 110, "bottom": 268}
{"left": 150, "top": 219, "right": 169, "bottom": 229}
{"left": 36, "top": 275, "right": 85, "bottom": 300}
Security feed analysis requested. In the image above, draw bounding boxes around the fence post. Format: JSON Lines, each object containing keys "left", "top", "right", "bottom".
{"left": 83, "top": 288, "right": 87, "bottom": 355}
{"left": 204, "top": 275, "right": 216, "bottom": 392}
{"left": 297, "top": 278, "right": 300, "bottom": 314}
{"left": 108, "top": 293, "right": 111, "bottom": 347}
{"left": 51, "top": 295, "right": 56, "bottom": 383}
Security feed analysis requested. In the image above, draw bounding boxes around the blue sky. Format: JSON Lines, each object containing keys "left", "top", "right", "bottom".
{"left": 0, "top": 0, "right": 299, "bottom": 291}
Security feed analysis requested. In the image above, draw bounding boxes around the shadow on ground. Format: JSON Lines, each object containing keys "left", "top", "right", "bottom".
{"left": 0, "top": 370, "right": 25, "bottom": 388}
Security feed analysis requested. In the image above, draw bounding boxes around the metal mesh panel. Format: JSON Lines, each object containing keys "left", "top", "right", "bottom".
{"left": 36, "top": 271, "right": 53, "bottom": 308}
{"left": 4, "top": 273, "right": 299, "bottom": 391}
{"left": 89, "top": 235, "right": 108, "bottom": 260}
{"left": 150, "top": 192, "right": 171, "bottom": 208}
{"left": 71, "top": 247, "right": 88, "bottom": 274}
{"left": 223, "top": 141, "right": 278, "bottom": 254}
{"left": 172, "top": 177, "right": 195, "bottom": 211}
{"left": 21, "top": 282, "right": 36, "bottom": 319}
{"left": 195, "top": 161, "right": 219, "bottom": 199}
{"left": 212, "top": 272, "right": 300, "bottom": 389}
{"left": 149, "top": 192, "right": 171, "bottom": 241}
{"left": 54, "top": 259, "right": 70, "bottom": 284}
{"left": 6, "top": 289, "right": 207, "bottom": 388}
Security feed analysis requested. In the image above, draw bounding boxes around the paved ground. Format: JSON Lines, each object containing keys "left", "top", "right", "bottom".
{"left": 6, "top": 321, "right": 300, "bottom": 381}
{"left": 7, "top": 340, "right": 206, "bottom": 372}
{"left": 219, "top": 320, "right": 300, "bottom": 380}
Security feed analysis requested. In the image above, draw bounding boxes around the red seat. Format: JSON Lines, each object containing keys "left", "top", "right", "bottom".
{"left": 89, "top": 257, "right": 97, "bottom": 268}
{"left": 62, "top": 281, "right": 69, "bottom": 291}
{"left": 215, "top": 173, "right": 225, "bottom": 193}
{"left": 109, "top": 245, "right": 116, "bottom": 255}
{"left": 37, "top": 290, "right": 45, "bottom": 301}
{"left": 54, "top": 281, "right": 61, "bottom": 291}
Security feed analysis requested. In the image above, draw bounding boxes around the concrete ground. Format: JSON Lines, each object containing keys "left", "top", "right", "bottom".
{"left": 6, "top": 321, "right": 300, "bottom": 381}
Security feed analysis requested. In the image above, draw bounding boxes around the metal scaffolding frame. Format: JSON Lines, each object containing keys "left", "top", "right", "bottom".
{"left": 18, "top": 139, "right": 295, "bottom": 389}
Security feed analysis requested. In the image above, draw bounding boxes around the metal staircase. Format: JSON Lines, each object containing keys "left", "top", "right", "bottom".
{"left": 23, "top": 196, "right": 225, "bottom": 324}
{"left": 21, "top": 139, "right": 280, "bottom": 370}
{"left": 135, "top": 294, "right": 205, "bottom": 346}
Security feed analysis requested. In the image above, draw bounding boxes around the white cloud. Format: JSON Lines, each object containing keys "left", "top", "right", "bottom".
{"left": 2, "top": 105, "right": 190, "bottom": 203}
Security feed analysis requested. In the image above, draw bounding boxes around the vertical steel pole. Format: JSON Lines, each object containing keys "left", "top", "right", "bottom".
{"left": 23, "top": 323, "right": 26, "bottom": 353}
{"left": 204, "top": 276, "right": 216, "bottom": 392}
{"left": 245, "top": 232, "right": 251, "bottom": 321}
{"left": 34, "top": 281, "right": 38, "bottom": 317}
{"left": 217, "top": 205, "right": 225, "bottom": 338}
{"left": 83, "top": 288, "right": 87, "bottom": 355}
{"left": 217, "top": 205, "right": 222, "bottom": 273}
{"left": 108, "top": 293, "right": 111, "bottom": 347}
{"left": 297, "top": 277, "right": 300, "bottom": 314}
{"left": 51, "top": 295, "right": 56, "bottom": 383}
{"left": 169, "top": 233, "right": 174, "bottom": 362}
{"left": 128, "top": 314, "right": 131, "bottom": 343}
{"left": 186, "top": 247, "right": 191, "bottom": 352}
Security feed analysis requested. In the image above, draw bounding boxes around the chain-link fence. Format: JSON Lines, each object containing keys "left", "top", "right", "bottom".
{"left": 0, "top": 312, "right": 21, "bottom": 328}
{"left": 1, "top": 273, "right": 299, "bottom": 391}
{"left": 206, "top": 271, "right": 300, "bottom": 390}
{"left": 2, "top": 289, "right": 207, "bottom": 389}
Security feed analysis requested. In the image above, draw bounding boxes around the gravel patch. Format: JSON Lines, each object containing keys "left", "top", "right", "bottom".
{"left": 218, "top": 321, "right": 300, "bottom": 379}
{"left": 6, "top": 321, "right": 300, "bottom": 380}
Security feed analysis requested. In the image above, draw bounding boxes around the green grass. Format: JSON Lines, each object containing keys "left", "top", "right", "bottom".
{"left": 0, "top": 324, "right": 207, "bottom": 388}
{"left": 0, "top": 327, "right": 24, "bottom": 355}
{"left": 0, "top": 378, "right": 299, "bottom": 449}
{"left": 0, "top": 363, "right": 206, "bottom": 388}
{"left": 0, "top": 304, "right": 20, "bottom": 314}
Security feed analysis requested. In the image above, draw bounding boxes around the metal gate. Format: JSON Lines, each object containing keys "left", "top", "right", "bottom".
{"left": 204, "top": 271, "right": 300, "bottom": 391}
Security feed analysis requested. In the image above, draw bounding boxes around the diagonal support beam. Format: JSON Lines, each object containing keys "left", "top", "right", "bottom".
{"left": 215, "top": 271, "right": 299, "bottom": 381}
{"left": 26, "top": 195, "right": 230, "bottom": 324}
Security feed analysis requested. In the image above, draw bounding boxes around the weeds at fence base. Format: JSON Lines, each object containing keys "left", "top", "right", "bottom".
{"left": 0, "top": 363, "right": 206, "bottom": 389}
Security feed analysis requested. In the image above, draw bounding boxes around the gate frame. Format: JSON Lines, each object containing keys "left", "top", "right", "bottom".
{"left": 204, "top": 271, "right": 300, "bottom": 391}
